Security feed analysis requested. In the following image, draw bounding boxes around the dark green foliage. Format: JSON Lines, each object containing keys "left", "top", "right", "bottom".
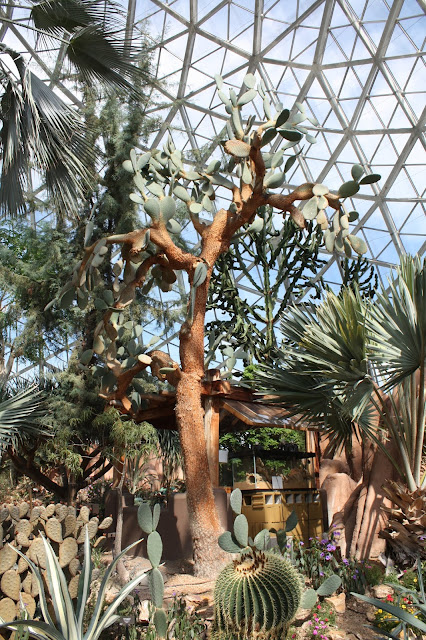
{"left": 207, "top": 209, "right": 326, "bottom": 364}
{"left": 0, "top": 222, "right": 83, "bottom": 375}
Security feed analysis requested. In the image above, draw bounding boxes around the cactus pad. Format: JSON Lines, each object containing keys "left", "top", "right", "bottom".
{"left": 77, "top": 519, "right": 97, "bottom": 543}
{"left": 0, "top": 597, "right": 16, "bottom": 622}
{"left": 213, "top": 549, "right": 303, "bottom": 639}
{"left": 29, "top": 507, "right": 42, "bottom": 522}
{"left": 0, "top": 509, "right": 9, "bottom": 524}
{"left": 18, "top": 503, "right": 29, "bottom": 518}
{"left": 68, "top": 558, "right": 80, "bottom": 577}
{"left": 56, "top": 505, "right": 68, "bottom": 522}
{"left": 78, "top": 506, "right": 90, "bottom": 523}
{"left": 59, "top": 538, "right": 78, "bottom": 568}
{"left": 44, "top": 505, "right": 55, "bottom": 519}
{"left": 68, "top": 575, "right": 80, "bottom": 599}
{"left": 0, "top": 546, "right": 18, "bottom": 574}
{"left": 17, "top": 557, "right": 29, "bottom": 574}
{"left": 15, "top": 532, "right": 30, "bottom": 548}
{"left": 28, "top": 538, "right": 47, "bottom": 569}
{"left": 98, "top": 517, "right": 113, "bottom": 530}
{"left": 21, "top": 573, "right": 32, "bottom": 595}
{"left": 1, "top": 569, "right": 20, "bottom": 601}
{"left": 45, "top": 518, "right": 63, "bottom": 543}
{"left": 19, "top": 592, "right": 36, "bottom": 618}
{"left": 15, "top": 520, "right": 32, "bottom": 538}
{"left": 64, "top": 514, "right": 77, "bottom": 537}
{"left": 8, "top": 506, "right": 20, "bottom": 522}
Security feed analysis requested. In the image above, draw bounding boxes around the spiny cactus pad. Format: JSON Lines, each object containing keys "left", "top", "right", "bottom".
{"left": 0, "top": 546, "right": 18, "bottom": 574}
{"left": 59, "top": 537, "right": 78, "bottom": 568}
{"left": 1, "top": 570, "right": 20, "bottom": 601}
{"left": 45, "top": 517, "right": 63, "bottom": 543}
{"left": 213, "top": 550, "right": 303, "bottom": 640}
{"left": 19, "top": 591, "right": 36, "bottom": 618}
{"left": 0, "top": 597, "right": 16, "bottom": 622}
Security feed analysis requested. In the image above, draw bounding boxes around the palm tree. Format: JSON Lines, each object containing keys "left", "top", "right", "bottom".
{"left": 253, "top": 254, "right": 425, "bottom": 558}
{"left": 0, "top": 0, "right": 149, "bottom": 217}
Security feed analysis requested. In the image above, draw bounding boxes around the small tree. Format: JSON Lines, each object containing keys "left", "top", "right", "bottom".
{"left": 56, "top": 73, "right": 380, "bottom": 576}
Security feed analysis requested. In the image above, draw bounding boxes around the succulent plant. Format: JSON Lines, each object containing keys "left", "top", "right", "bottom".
{"left": 137, "top": 502, "right": 168, "bottom": 639}
{"left": 0, "top": 501, "right": 111, "bottom": 618}
{"left": 300, "top": 574, "right": 342, "bottom": 610}
{"left": 213, "top": 548, "right": 303, "bottom": 639}
{"left": 0, "top": 527, "right": 146, "bottom": 640}
{"left": 213, "top": 489, "right": 304, "bottom": 639}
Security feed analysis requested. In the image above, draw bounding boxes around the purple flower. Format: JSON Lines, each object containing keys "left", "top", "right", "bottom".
{"left": 326, "top": 544, "right": 336, "bottom": 552}
{"left": 325, "top": 554, "right": 331, "bottom": 561}
{"left": 299, "top": 541, "right": 304, "bottom": 546}
{"left": 319, "top": 571, "right": 324, "bottom": 577}
{"left": 343, "top": 558, "right": 349, "bottom": 565}
{"left": 320, "top": 552, "right": 324, "bottom": 558}
{"left": 320, "top": 538, "right": 328, "bottom": 545}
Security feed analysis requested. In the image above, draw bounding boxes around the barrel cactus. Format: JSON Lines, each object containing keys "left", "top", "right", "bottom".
{"left": 212, "top": 489, "right": 303, "bottom": 640}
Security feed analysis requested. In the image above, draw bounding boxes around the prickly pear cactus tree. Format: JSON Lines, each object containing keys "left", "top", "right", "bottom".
{"left": 213, "top": 489, "right": 303, "bottom": 639}
{"left": 53, "top": 72, "right": 380, "bottom": 577}
{"left": 137, "top": 503, "right": 168, "bottom": 639}
{"left": 0, "top": 502, "right": 111, "bottom": 621}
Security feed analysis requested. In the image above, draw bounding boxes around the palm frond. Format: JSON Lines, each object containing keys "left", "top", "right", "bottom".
{"left": 0, "top": 46, "right": 94, "bottom": 216}
{"left": 0, "top": 385, "right": 48, "bottom": 455}
{"left": 66, "top": 26, "right": 147, "bottom": 94}
{"left": 30, "top": 0, "right": 122, "bottom": 36}
{"left": 367, "top": 255, "right": 426, "bottom": 390}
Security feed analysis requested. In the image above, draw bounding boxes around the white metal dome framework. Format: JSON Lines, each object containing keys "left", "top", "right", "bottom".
{"left": 0, "top": 0, "right": 425, "bottom": 377}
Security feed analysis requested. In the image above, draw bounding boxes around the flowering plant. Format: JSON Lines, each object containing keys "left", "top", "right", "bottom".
{"left": 283, "top": 530, "right": 369, "bottom": 593}
{"left": 304, "top": 602, "right": 336, "bottom": 640}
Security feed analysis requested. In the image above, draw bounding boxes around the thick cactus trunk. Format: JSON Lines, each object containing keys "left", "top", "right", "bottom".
{"left": 175, "top": 273, "right": 227, "bottom": 577}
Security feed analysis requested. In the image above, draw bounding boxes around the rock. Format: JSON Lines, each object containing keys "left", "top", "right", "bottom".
{"left": 320, "top": 458, "right": 350, "bottom": 486}
{"left": 321, "top": 473, "right": 357, "bottom": 532}
{"left": 366, "top": 605, "right": 377, "bottom": 622}
{"left": 138, "top": 599, "right": 150, "bottom": 624}
{"left": 328, "top": 630, "right": 346, "bottom": 640}
{"left": 104, "top": 584, "right": 120, "bottom": 604}
{"left": 301, "top": 620, "right": 313, "bottom": 634}
{"left": 294, "top": 608, "right": 311, "bottom": 623}
{"left": 371, "top": 584, "right": 394, "bottom": 599}
{"left": 324, "top": 592, "right": 346, "bottom": 614}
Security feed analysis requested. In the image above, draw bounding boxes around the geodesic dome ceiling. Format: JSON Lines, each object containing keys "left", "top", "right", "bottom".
{"left": 1, "top": 0, "right": 425, "bottom": 376}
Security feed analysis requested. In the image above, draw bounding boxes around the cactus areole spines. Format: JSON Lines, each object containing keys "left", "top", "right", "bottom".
{"left": 213, "top": 548, "right": 303, "bottom": 639}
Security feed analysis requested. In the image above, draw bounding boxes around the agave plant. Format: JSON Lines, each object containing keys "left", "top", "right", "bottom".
{"left": 0, "top": 527, "right": 147, "bottom": 640}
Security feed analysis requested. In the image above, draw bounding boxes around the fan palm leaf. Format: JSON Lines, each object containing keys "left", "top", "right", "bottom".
{"left": 0, "top": 0, "right": 150, "bottom": 217}
{"left": 0, "top": 384, "right": 47, "bottom": 455}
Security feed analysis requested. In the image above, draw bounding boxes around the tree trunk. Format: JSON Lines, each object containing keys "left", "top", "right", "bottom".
{"left": 175, "top": 273, "right": 228, "bottom": 577}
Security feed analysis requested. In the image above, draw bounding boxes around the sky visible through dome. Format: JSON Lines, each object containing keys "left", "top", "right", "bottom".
{"left": 1, "top": 0, "right": 425, "bottom": 376}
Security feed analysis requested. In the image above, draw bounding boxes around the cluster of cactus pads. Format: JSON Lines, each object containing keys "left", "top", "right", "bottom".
{"left": 212, "top": 490, "right": 304, "bottom": 640}
{"left": 137, "top": 502, "right": 168, "bottom": 638}
{"left": 0, "top": 502, "right": 112, "bottom": 624}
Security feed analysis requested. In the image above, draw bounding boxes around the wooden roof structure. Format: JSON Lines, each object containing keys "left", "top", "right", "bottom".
{"left": 133, "top": 372, "right": 321, "bottom": 487}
